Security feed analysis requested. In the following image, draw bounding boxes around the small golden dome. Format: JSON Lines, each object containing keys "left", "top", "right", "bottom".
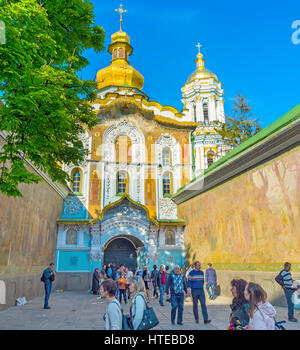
{"left": 186, "top": 52, "right": 218, "bottom": 83}
{"left": 96, "top": 30, "right": 144, "bottom": 90}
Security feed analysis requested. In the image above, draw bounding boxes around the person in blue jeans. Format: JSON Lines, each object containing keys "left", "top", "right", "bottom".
{"left": 275, "top": 262, "right": 298, "bottom": 322}
{"left": 42, "top": 263, "right": 56, "bottom": 309}
{"left": 187, "top": 261, "right": 211, "bottom": 324}
{"left": 156, "top": 265, "right": 167, "bottom": 306}
{"left": 205, "top": 263, "right": 217, "bottom": 300}
{"left": 166, "top": 265, "right": 187, "bottom": 325}
{"left": 114, "top": 267, "right": 121, "bottom": 298}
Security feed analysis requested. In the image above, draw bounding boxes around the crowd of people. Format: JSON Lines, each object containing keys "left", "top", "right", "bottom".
{"left": 88, "top": 261, "right": 300, "bottom": 330}
{"left": 41, "top": 261, "right": 300, "bottom": 330}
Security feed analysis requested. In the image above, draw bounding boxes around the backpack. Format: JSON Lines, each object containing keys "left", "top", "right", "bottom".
{"left": 40, "top": 272, "right": 45, "bottom": 282}
{"left": 108, "top": 300, "right": 132, "bottom": 330}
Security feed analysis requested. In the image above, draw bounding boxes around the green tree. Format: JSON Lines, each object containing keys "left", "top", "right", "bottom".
{"left": 0, "top": 0, "right": 105, "bottom": 197}
{"left": 215, "top": 93, "right": 262, "bottom": 148}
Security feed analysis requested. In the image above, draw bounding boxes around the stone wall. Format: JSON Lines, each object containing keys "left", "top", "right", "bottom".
{"left": 55, "top": 272, "right": 92, "bottom": 291}
{"left": 0, "top": 147, "right": 69, "bottom": 310}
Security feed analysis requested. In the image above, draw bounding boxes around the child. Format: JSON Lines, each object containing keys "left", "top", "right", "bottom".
{"left": 118, "top": 272, "right": 127, "bottom": 304}
{"left": 244, "top": 282, "right": 276, "bottom": 330}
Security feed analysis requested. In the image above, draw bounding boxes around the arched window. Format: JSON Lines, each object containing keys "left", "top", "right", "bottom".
{"left": 207, "top": 152, "right": 214, "bottom": 167}
{"left": 113, "top": 49, "right": 118, "bottom": 59}
{"left": 193, "top": 104, "right": 197, "bottom": 122}
{"left": 162, "top": 147, "right": 171, "bottom": 166}
{"left": 165, "top": 230, "right": 175, "bottom": 246}
{"left": 117, "top": 171, "right": 129, "bottom": 194}
{"left": 66, "top": 228, "right": 77, "bottom": 245}
{"left": 91, "top": 171, "right": 99, "bottom": 204}
{"left": 163, "top": 172, "right": 173, "bottom": 196}
{"left": 119, "top": 48, "right": 124, "bottom": 58}
{"left": 203, "top": 103, "right": 209, "bottom": 124}
{"left": 125, "top": 50, "right": 128, "bottom": 60}
{"left": 115, "top": 135, "right": 132, "bottom": 163}
{"left": 71, "top": 168, "right": 82, "bottom": 193}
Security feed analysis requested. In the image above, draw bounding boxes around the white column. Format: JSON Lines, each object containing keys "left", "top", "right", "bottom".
{"left": 209, "top": 96, "right": 216, "bottom": 122}
{"left": 216, "top": 99, "right": 225, "bottom": 123}
{"left": 196, "top": 99, "right": 204, "bottom": 123}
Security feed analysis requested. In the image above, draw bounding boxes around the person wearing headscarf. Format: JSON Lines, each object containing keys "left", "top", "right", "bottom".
{"left": 92, "top": 268, "right": 100, "bottom": 295}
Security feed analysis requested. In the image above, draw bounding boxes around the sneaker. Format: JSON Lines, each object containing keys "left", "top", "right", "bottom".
{"left": 195, "top": 319, "right": 199, "bottom": 324}
{"left": 204, "top": 320, "right": 211, "bottom": 324}
{"left": 160, "top": 303, "right": 164, "bottom": 306}
{"left": 177, "top": 322, "right": 183, "bottom": 326}
{"left": 288, "top": 317, "right": 298, "bottom": 322}
{"left": 44, "top": 306, "right": 51, "bottom": 309}
{"left": 171, "top": 321, "right": 175, "bottom": 325}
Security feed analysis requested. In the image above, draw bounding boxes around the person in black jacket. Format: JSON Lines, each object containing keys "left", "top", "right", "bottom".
{"left": 151, "top": 265, "right": 159, "bottom": 298}
{"left": 228, "top": 279, "right": 249, "bottom": 329}
{"left": 166, "top": 265, "right": 188, "bottom": 325}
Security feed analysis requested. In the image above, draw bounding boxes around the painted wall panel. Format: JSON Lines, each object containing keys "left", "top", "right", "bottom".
{"left": 178, "top": 146, "right": 300, "bottom": 269}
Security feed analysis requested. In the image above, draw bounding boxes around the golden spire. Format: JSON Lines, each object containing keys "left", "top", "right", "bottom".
{"left": 115, "top": 3, "right": 127, "bottom": 32}
{"left": 196, "top": 42, "right": 202, "bottom": 54}
{"left": 195, "top": 42, "right": 205, "bottom": 71}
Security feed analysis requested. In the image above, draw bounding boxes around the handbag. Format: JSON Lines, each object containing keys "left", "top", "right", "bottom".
{"left": 136, "top": 293, "right": 159, "bottom": 330}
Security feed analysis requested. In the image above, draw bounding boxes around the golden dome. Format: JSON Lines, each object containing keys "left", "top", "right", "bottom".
{"left": 187, "top": 52, "right": 218, "bottom": 83}
{"left": 96, "top": 30, "right": 144, "bottom": 90}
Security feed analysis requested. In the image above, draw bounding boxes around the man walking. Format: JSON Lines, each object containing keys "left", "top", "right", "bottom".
{"left": 275, "top": 262, "right": 298, "bottom": 322}
{"left": 166, "top": 265, "right": 187, "bottom": 325}
{"left": 156, "top": 265, "right": 167, "bottom": 306}
{"left": 41, "top": 262, "right": 56, "bottom": 309}
{"left": 151, "top": 265, "right": 159, "bottom": 298}
{"left": 187, "top": 261, "right": 211, "bottom": 324}
{"left": 114, "top": 267, "right": 121, "bottom": 298}
{"left": 205, "top": 263, "right": 217, "bottom": 300}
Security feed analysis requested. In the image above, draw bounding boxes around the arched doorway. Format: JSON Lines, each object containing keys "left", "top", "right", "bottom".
{"left": 104, "top": 237, "right": 139, "bottom": 272}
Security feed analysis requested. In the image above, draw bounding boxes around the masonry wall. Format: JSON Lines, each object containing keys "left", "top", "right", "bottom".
{"left": 178, "top": 145, "right": 300, "bottom": 270}
{"left": 0, "top": 165, "right": 67, "bottom": 310}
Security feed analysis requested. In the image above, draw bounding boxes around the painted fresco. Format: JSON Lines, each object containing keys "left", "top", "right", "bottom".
{"left": 179, "top": 146, "right": 300, "bottom": 268}
{"left": 0, "top": 179, "right": 64, "bottom": 276}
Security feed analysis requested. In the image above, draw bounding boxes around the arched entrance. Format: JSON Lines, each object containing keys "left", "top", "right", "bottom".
{"left": 104, "top": 236, "right": 143, "bottom": 272}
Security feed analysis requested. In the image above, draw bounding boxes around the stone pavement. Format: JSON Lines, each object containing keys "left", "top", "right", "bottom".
{"left": 0, "top": 290, "right": 299, "bottom": 330}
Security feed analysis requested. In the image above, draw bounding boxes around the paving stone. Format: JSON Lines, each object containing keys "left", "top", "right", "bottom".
{"left": 0, "top": 291, "right": 299, "bottom": 330}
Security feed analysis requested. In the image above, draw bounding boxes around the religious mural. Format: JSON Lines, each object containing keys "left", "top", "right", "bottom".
{"left": 179, "top": 146, "right": 300, "bottom": 270}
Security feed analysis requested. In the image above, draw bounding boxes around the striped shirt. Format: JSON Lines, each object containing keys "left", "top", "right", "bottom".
{"left": 187, "top": 269, "right": 205, "bottom": 289}
{"left": 275, "top": 270, "right": 294, "bottom": 289}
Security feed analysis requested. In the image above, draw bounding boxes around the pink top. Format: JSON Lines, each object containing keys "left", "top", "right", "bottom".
{"left": 161, "top": 272, "right": 166, "bottom": 285}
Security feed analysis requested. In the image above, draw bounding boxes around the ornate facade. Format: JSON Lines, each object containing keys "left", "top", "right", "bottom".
{"left": 55, "top": 13, "right": 228, "bottom": 272}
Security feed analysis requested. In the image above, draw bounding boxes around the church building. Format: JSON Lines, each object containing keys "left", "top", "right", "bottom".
{"left": 55, "top": 6, "right": 228, "bottom": 273}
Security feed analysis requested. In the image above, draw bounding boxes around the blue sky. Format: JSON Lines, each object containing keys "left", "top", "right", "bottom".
{"left": 81, "top": 0, "right": 300, "bottom": 128}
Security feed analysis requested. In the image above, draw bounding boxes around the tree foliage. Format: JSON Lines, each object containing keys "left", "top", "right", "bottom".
{"left": 215, "top": 93, "right": 262, "bottom": 148}
{"left": 0, "top": 0, "right": 105, "bottom": 197}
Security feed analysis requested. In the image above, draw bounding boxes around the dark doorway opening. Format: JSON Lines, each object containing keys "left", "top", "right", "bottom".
{"left": 104, "top": 238, "right": 138, "bottom": 272}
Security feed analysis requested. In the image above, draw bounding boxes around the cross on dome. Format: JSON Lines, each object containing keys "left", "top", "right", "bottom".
{"left": 115, "top": 3, "right": 128, "bottom": 32}
{"left": 196, "top": 43, "right": 202, "bottom": 54}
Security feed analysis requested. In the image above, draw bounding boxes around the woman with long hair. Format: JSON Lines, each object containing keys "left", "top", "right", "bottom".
{"left": 244, "top": 282, "right": 276, "bottom": 330}
{"left": 228, "top": 279, "right": 249, "bottom": 329}
{"left": 129, "top": 276, "right": 147, "bottom": 330}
